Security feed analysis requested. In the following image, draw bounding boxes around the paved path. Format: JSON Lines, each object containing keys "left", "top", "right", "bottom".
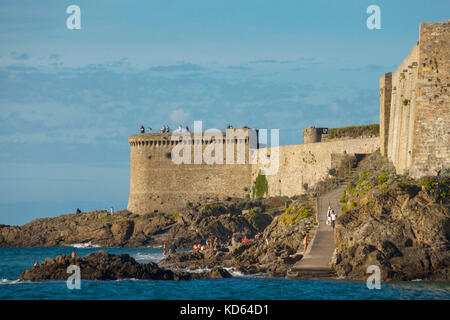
{"left": 290, "top": 184, "right": 346, "bottom": 276}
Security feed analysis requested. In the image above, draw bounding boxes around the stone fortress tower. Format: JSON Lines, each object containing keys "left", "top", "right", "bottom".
{"left": 302, "top": 127, "right": 329, "bottom": 144}
{"left": 127, "top": 127, "right": 258, "bottom": 214}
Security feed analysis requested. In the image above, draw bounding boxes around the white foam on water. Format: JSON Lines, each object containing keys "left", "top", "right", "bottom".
{"left": 411, "top": 279, "right": 423, "bottom": 282}
{"left": 223, "top": 267, "right": 244, "bottom": 277}
{"left": 223, "top": 267, "right": 261, "bottom": 277}
{"left": 0, "top": 278, "right": 33, "bottom": 285}
{"left": 133, "top": 252, "right": 165, "bottom": 263}
{"left": 66, "top": 242, "right": 101, "bottom": 248}
{"left": 179, "top": 268, "right": 211, "bottom": 274}
{"left": 115, "top": 278, "right": 140, "bottom": 282}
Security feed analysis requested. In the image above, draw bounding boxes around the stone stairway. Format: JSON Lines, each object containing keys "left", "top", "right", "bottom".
{"left": 287, "top": 167, "right": 360, "bottom": 278}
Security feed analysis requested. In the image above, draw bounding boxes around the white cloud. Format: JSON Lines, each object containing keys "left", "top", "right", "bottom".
{"left": 170, "top": 109, "right": 190, "bottom": 124}
{"left": 329, "top": 102, "right": 339, "bottom": 114}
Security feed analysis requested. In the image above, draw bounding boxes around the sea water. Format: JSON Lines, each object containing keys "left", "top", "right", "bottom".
{"left": 0, "top": 247, "right": 449, "bottom": 300}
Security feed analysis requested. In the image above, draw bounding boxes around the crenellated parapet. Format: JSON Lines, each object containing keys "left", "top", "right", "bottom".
{"left": 128, "top": 131, "right": 251, "bottom": 148}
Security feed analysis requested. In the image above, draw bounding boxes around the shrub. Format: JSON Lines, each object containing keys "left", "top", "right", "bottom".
{"left": 377, "top": 171, "right": 392, "bottom": 184}
{"left": 280, "top": 204, "right": 311, "bottom": 225}
{"left": 327, "top": 124, "right": 379, "bottom": 140}
{"left": 246, "top": 208, "right": 259, "bottom": 220}
{"left": 340, "top": 191, "right": 347, "bottom": 204}
{"left": 342, "top": 203, "right": 348, "bottom": 213}
{"left": 420, "top": 178, "right": 435, "bottom": 191}
{"left": 252, "top": 171, "right": 269, "bottom": 198}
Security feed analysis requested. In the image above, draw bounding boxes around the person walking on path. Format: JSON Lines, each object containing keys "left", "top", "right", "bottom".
{"left": 326, "top": 206, "right": 332, "bottom": 225}
{"left": 330, "top": 210, "right": 337, "bottom": 232}
{"left": 303, "top": 234, "right": 309, "bottom": 252}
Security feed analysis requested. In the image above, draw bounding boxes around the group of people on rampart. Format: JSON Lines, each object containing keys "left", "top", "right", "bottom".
{"left": 139, "top": 124, "right": 190, "bottom": 134}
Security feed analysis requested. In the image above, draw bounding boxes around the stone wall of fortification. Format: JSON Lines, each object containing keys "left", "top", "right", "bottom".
{"left": 381, "top": 21, "right": 450, "bottom": 177}
{"left": 252, "top": 137, "right": 379, "bottom": 197}
{"left": 411, "top": 21, "right": 450, "bottom": 177}
{"left": 387, "top": 43, "right": 419, "bottom": 174}
{"left": 379, "top": 72, "right": 392, "bottom": 156}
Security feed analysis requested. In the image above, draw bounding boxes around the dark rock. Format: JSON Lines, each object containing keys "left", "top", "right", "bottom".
{"left": 209, "top": 267, "right": 232, "bottom": 278}
{"left": 331, "top": 153, "right": 450, "bottom": 281}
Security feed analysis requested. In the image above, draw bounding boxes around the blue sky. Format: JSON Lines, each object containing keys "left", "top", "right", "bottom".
{"left": 0, "top": 0, "right": 448, "bottom": 225}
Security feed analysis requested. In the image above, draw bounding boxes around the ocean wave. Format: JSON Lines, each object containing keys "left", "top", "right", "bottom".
{"left": 223, "top": 267, "right": 245, "bottom": 277}
{"left": 65, "top": 242, "right": 101, "bottom": 248}
{"left": 114, "top": 278, "right": 140, "bottom": 282}
{"left": 0, "top": 278, "right": 33, "bottom": 285}
{"left": 222, "top": 267, "right": 266, "bottom": 278}
{"left": 133, "top": 252, "right": 165, "bottom": 263}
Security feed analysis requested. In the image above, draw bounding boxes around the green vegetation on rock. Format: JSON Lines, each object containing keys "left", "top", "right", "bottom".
{"left": 328, "top": 124, "right": 379, "bottom": 140}
{"left": 252, "top": 170, "right": 269, "bottom": 198}
{"left": 280, "top": 203, "right": 312, "bottom": 225}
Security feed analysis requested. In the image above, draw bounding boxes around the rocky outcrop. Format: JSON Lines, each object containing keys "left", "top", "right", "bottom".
{"left": 331, "top": 152, "right": 450, "bottom": 281}
{"left": 0, "top": 199, "right": 276, "bottom": 248}
{"left": 0, "top": 210, "right": 176, "bottom": 247}
{"left": 168, "top": 201, "right": 274, "bottom": 248}
{"left": 159, "top": 200, "right": 316, "bottom": 277}
{"left": 19, "top": 251, "right": 231, "bottom": 281}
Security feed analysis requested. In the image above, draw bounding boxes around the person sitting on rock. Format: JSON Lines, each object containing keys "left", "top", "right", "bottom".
{"left": 33, "top": 261, "right": 39, "bottom": 267}
{"left": 140, "top": 125, "right": 145, "bottom": 133}
{"left": 169, "top": 243, "right": 177, "bottom": 254}
{"left": 241, "top": 235, "right": 249, "bottom": 243}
